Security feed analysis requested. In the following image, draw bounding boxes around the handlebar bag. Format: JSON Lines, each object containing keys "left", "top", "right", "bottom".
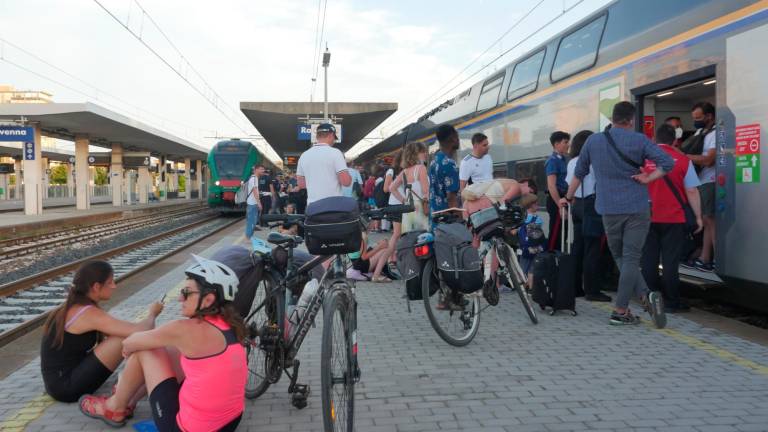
{"left": 304, "top": 196, "right": 362, "bottom": 255}
{"left": 434, "top": 223, "right": 483, "bottom": 293}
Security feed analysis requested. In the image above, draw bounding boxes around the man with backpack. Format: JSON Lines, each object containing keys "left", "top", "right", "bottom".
{"left": 560, "top": 101, "right": 674, "bottom": 328}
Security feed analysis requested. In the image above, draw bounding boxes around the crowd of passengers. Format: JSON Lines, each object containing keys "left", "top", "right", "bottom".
{"left": 39, "top": 101, "right": 718, "bottom": 429}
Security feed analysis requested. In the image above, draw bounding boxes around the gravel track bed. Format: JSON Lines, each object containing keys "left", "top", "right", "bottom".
{"left": 0, "top": 211, "right": 220, "bottom": 285}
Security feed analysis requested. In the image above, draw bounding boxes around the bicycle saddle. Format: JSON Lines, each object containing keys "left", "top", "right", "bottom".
{"left": 267, "top": 232, "right": 303, "bottom": 246}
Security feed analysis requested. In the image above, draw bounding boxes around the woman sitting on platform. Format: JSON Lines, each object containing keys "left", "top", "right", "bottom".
{"left": 40, "top": 260, "right": 163, "bottom": 404}
{"left": 78, "top": 255, "right": 247, "bottom": 431}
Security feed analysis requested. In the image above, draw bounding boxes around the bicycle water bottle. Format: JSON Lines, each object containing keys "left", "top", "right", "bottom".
{"left": 296, "top": 278, "right": 320, "bottom": 321}
{"left": 284, "top": 289, "right": 298, "bottom": 343}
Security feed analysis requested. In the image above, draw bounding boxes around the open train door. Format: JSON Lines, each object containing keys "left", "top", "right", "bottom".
{"left": 718, "top": 22, "right": 768, "bottom": 311}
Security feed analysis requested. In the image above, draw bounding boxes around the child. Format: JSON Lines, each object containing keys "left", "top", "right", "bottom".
{"left": 515, "top": 194, "right": 546, "bottom": 289}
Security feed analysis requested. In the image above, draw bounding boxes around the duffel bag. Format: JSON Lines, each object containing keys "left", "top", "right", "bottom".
{"left": 434, "top": 223, "right": 483, "bottom": 293}
{"left": 304, "top": 196, "right": 362, "bottom": 255}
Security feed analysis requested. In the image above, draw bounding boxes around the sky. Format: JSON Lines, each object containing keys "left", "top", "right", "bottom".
{"left": 0, "top": 0, "right": 612, "bottom": 163}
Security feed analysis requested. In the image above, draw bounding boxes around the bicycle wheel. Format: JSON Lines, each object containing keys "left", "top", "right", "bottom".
{"left": 422, "top": 260, "right": 481, "bottom": 347}
{"left": 321, "top": 286, "right": 355, "bottom": 432}
{"left": 497, "top": 242, "right": 538, "bottom": 324}
{"left": 245, "top": 274, "right": 278, "bottom": 399}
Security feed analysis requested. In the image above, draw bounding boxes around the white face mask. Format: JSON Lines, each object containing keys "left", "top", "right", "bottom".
{"left": 675, "top": 127, "right": 683, "bottom": 139}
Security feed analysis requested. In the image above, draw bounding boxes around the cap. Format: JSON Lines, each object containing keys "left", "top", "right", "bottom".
{"left": 316, "top": 123, "right": 337, "bottom": 137}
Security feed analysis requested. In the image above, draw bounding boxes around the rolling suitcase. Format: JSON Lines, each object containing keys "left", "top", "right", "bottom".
{"left": 531, "top": 206, "right": 578, "bottom": 316}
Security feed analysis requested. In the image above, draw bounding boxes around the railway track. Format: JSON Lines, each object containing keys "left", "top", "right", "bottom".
{"left": 0, "top": 214, "right": 243, "bottom": 347}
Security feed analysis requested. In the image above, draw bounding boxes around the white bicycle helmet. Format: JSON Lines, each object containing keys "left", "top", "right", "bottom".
{"left": 184, "top": 254, "right": 240, "bottom": 302}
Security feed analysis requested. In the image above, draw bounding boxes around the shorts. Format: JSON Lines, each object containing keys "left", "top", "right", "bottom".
{"left": 352, "top": 258, "right": 370, "bottom": 274}
{"left": 699, "top": 182, "right": 715, "bottom": 217}
{"left": 43, "top": 353, "right": 112, "bottom": 403}
{"left": 388, "top": 212, "right": 402, "bottom": 223}
{"left": 150, "top": 378, "right": 242, "bottom": 432}
{"left": 519, "top": 256, "right": 534, "bottom": 276}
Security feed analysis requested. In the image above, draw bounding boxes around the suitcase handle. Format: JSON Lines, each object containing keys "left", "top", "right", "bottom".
{"left": 560, "top": 205, "right": 573, "bottom": 254}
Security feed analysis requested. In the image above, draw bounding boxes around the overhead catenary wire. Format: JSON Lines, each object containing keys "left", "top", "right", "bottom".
{"left": 310, "top": 0, "right": 329, "bottom": 103}
{"left": 91, "top": 0, "right": 280, "bottom": 163}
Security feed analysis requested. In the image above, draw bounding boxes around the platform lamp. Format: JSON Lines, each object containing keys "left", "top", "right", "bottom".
{"left": 322, "top": 46, "right": 331, "bottom": 121}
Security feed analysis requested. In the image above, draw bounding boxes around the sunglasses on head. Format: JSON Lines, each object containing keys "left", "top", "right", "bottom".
{"left": 180, "top": 288, "right": 201, "bottom": 300}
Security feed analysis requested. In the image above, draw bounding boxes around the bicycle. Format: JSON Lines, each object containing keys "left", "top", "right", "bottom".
{"left": 468, "top": 202, "right": 539, "bottom": 325}
{"left": 243, "top": 204, "right": 413, "bottom": 432}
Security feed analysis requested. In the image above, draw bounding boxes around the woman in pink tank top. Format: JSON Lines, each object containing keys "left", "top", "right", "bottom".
{"left": 78, "top": 255, "right": 247, "bottom": 431}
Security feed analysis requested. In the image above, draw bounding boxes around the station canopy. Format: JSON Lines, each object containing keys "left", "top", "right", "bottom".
{"left": 0, "top": 102, "right": 208, "bottom": 161}
{"left": 240, "top": 102, "right": 397, "bottom": 157}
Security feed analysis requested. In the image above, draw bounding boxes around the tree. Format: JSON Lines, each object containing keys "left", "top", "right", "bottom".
{"left": 178, "top": 174, "right": 186, "bottom": 192}
{"left": 50, "top": 165, "right": 68, "bottom": 185}
{"left": 94, "top": 167, "right": 108, "bottom": 185}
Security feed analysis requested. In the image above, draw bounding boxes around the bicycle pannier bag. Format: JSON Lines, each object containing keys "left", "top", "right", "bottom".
{"left": 469, "top": 205, "right": 503, "bottom": 241}
{"left": 433, "top": 223, "right": 483, "bottom": 293}
{"left": 304, "top": 196, "right": 362, "bottom": 255}
{"left": 396, "top": 230, "right": 436, "bottom": 300}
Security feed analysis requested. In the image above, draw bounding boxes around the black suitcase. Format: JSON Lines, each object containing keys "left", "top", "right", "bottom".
{"left": 531, "top": 207, "right": 577, "bottom": 316}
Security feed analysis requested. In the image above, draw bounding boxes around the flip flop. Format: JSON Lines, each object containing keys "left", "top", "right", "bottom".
{"left": 79, "top": 394, "right": 127, "bottom": 428}
{"left": 371, "top": 276, "right": 392, "bottom": 283}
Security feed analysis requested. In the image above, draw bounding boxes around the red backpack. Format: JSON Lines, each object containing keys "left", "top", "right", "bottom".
{"left": 363, "top": 177, "right": 376, "bottom": 198}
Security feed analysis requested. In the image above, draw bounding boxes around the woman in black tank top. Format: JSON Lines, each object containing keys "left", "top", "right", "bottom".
{"left": 40, "top": 261, "right": 163, "bottom": 403}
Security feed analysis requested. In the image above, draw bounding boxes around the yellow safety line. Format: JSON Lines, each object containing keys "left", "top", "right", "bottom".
{"left": 591, "top": 302, "right": 768, "bottom": 377}
{"left": 0, "top": 280, "right": 187, "bottom": 431}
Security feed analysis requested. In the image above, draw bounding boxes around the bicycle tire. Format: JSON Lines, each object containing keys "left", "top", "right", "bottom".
{"left": 321, "top": 286, "right": 355, "bottom": 432}
{"left": 421, "top": 260, "right": 480, "bottom": 347}
{"left": 498, "top": 242, "right": 538, "bottom": 324}
{"left": 245, "top": 273, "right": 278, "bottom": 399}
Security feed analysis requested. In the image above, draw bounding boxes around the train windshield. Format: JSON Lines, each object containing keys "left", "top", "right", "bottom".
{"left": 215, "top": 154, "right": 248, "bottom": 178}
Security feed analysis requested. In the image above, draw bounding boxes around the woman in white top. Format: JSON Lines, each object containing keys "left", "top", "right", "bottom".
{"left": 390, "top": 142, "right": 429, "bottom": 233}
{"left": 565, "top": 130, "right": 611, "bottom": 302}
{"left": 383, "top": 152, "right": 404, "bottom": 264}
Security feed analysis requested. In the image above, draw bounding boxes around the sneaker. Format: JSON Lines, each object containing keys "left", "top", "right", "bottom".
{"left": 609, "top": 310, "right": 641, "bottom": 325}
{"left": 695, "top": 261, "right": 715, "bottom": 272}
{"left": 680, "top": 259, "right": 697, "bottom": 270}
{"left": 585, "top": 292, "right": 612, "bottom": 302}
{"left": 643, "top": 291, "right": 667, "bottom": 329}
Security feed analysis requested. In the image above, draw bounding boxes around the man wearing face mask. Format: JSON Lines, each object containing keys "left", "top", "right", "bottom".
{"left": 681, "top": 102, "right": 717, "bottom": 272}
{"left": 664, "top": 116, "right": 685, "bottom": 149}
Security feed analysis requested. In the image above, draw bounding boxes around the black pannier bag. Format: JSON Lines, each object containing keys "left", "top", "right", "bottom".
{"left": 433, "top": 223, "right": 483, "bottom": 293}
{"left": 396, "top": 230, "right": 437, "bottom": 300}
{"left": 304, "top": 196, "right": 362, "bottom": 255}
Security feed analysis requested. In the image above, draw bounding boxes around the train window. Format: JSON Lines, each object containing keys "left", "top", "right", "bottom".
{"left": 507, "top": 49, "right": 546, "bottom": 101}
{"left": 551, "top": 13, "right": 607, "bottom": 82}
{"left": 476, "top": 72, "right": 505, "bottom": 112}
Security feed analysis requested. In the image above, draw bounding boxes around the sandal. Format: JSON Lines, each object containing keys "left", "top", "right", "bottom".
{"left": 111, "top": 385, "right": 136, "bottom": 419}
{"left": 371, "top": 276, "right": 392, "bottom": 283}
{"left": 79, "top": 394, "right": 127, "bottom": 427}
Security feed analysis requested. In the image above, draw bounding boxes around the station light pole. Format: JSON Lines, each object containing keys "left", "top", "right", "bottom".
{"left": 322, "top": 46, "right": 331, "bottom": 121}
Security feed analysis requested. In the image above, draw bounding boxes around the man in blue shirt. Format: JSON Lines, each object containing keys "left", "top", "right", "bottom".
{"left": 545, "top": 131, "right": 570, "bottom": 251}
{"left": 561, "top": 101, "right": 674, "bottom": 328}
{"left": 429, "top": 124, "right": 461, "bottom": 216}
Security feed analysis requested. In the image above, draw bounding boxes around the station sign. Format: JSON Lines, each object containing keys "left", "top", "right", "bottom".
{"left": 297, "top": 124, "right": 312, "bottom": 141}
{"left": 0, "top": 163, "right": 14, "bottom": 174}
{"left": 24, "top": 142, "right": 35, "bottom": 160}
{"left": 0, "top": 126, "right": 34, "bottom": 142}
{"left": 735, "top": 123, "right": 760, "bottom": 183}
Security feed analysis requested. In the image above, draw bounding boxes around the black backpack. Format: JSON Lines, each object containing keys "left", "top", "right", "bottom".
{"left": 373, "top": 179, "right": 389, "bottom": 208}
{"left": 681, "top": 127, "right": 714, "bottom": 173}
{"left": 433, "top": 223, "right": 483, "bottom": 294}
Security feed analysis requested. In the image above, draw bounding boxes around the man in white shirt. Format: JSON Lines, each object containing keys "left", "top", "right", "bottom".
{"left": 244, "top": 164, "right": 263, "bottom": 238}
{"left": 297, "top": 123, "right": 351, "bottom": 205}
{"left": 459, "top": 133, "right": 493, "bottom": 192}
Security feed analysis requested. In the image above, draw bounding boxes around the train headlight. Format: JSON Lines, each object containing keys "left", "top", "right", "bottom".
{"left": 215, "top": 180, "right": 220, "bottom": 186}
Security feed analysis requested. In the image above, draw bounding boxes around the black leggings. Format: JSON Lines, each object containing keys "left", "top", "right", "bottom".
{"left": 150, "top": 378, "right": 242, "bottom": 432}
{"left": 43, "top": 353, "right": 112, "bottom": 403}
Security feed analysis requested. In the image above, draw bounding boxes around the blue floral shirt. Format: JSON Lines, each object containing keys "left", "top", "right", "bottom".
{"left": 428, "top": 150, "right": 459, "bottom": 213}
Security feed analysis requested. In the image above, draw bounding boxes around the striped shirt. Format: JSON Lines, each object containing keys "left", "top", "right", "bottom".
{"left": 574, "top": 127, "right": 674, "bottom": 215}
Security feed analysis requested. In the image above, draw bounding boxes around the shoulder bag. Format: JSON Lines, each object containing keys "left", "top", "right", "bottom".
{"left": 661, "top": 176, "right": 698, "bottom": 234}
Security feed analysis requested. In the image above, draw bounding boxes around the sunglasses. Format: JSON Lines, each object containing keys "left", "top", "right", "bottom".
{"left": 180, "top": 288, "right": 201, "bottom": 300}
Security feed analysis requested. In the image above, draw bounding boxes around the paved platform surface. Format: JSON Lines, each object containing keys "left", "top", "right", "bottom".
{"left": 1, "top": 225, "right": 767, "bottom": 432}
{"left": 0, "top": 197, "right": 201, "bottom": 229}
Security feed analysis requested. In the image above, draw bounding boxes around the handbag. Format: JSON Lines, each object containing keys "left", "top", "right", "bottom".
{"left": 662, "top": 176, "right": 698, "bottom": 234}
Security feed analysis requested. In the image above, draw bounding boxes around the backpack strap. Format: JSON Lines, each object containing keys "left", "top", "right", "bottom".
{"left": 603, "top": 131, "right": 642, "bottom": 170}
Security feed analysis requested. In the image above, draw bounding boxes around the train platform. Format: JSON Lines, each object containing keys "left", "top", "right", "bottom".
{"left": 0, "top": 198, "right": 201, "bottom": 234}
{"left": 0, "top": 196, "right": 112, "bottom": 212}
{"left": 0, "top": 224, "right": 767, "bottom": 432}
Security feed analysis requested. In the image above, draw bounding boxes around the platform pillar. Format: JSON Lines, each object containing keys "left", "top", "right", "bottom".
{"left": 41, "top": 157, "right": 50, "bottom": 200}
{"left": 110, "top": 144, "right": 123, "bottom": 207}
{"left": 125, "top": 170, "right": 135, "bottom": 205}
{"left": 22, "top": 125, "right": 43, "bottom": 215}
{"left": 195, "top": 160, "right": 203, "bottom": 201}
{"left": 0, "top": 173, "right": 8, "bottom": 200}
{"left": 170, "top": 161, "right": 178, "bottom": 194}
{"left": 158, "top": 157, "right": 167, "bottom": 201}
{"left": 65, "top": 162, "right": 74, "bottom": 198}
{"left": 74, "top": 135, "right": 90, "bottom": 210}
{"left": 138, "top": 166, "right": 150, "bottom": 204}
{"left": 13, "top": 158, "right": 21, "bottom": 199}
{"left": 184, "top": 158, "right": 191, "bottom": 200}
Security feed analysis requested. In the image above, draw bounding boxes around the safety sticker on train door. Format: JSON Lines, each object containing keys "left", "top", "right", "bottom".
{"left": 735, "top": 124, "right": 760, "bottom": 183}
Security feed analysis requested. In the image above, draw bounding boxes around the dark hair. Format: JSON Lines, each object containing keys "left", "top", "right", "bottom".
{"left": 253, "top": 164, "right": 264, "bottom": 170}
{"left": 391, "top": 151, "right": 403, "bottom": 175}
{"left": 518, "top": 177, "right": 538, "bottom": 195}
{"left": 187, "top": 276, "right": 247, "bottom": 343}
{"left": 549, "top": 131, "right": 571, "bottom": 146}
{"left": 435, "top": 124, "right": 457, "bottom": 144}
{"left": 664, "top": 116, "right": 681, "bottom": 123}
{"left": 612, "top": 101, "right": 636, "bottom": 124}
{"left": 655, "top": 123, "right": 676, "bottom": 145}
{"left": 471, "top": 133, "right": 488, "bottom": 145}
{"left": 692, "top": 101, "right": 715, "bottom": 117}
{"left": 569, "top": 130, "right": 594, "bottom": 158}
{"left": 44, "top": 261, "right": 113, "bottom": 349}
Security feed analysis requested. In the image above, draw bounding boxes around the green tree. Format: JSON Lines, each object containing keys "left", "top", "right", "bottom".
{"left": 178, "top": 174, "right": 186, "bottom": 192}
{"left": 94, "top": 167, "right": 108, "bottom": 185}
{"left": 50, "top": 165, "right": 68, "bottom": 185}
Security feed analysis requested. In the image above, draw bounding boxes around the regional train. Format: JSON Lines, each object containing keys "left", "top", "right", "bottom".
{"left": 207, "top": 139, "right": 261, "bottom": 211}
{"left": 358, "top": 0, "right": 768, "bottom": 311}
